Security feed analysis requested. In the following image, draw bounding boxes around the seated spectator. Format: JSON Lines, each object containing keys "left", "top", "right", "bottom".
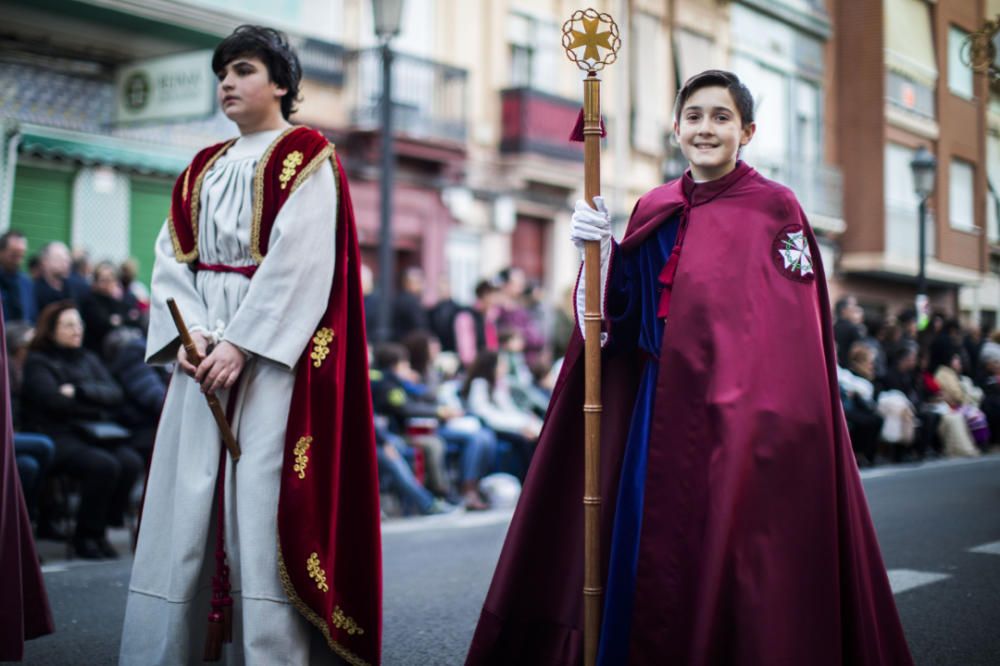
{"left": 978, "top": 342, "right": 1000, "bottom": 448}
{"left": 0, "top": 230, "right": 36, "bottom": 323}
{"left": 881, "top": 342, "right": 937, "bottom": 458}
{"left": 370, "top": 343, "right": 450, "bottom": 498}
{"left": 461, "top": 350, "right": 542, "bottom": 480}
{"left": 80, "top": 262, "right": 145, "bottom": 353}
{"left": 934, "top": 352, "right": 988, "bottom": 453}
{"left": 118, "top": 258, "right": 150, "bottom": 311}
{"left": 34, "top": 242, "right": 85, "bottom": 313}
{"left": 21, "top": 301, "right": 142, "bottom": 559}
{"left": 838, "top": 342, "right": 883, "bottom": 466}
{"left": 374, "top": 420, "right": 454, "bottom": 516}
{"left": 102, "top": 327, "right": 165, "bottom": 459}
{"left": 402, "top": 331, "right": 496, "bottom": 510}
{"left": 5, "top": 320, "right": 55, "bottom": 520}
{"left": 498, "top": 328, "right": 550, "bottom": 417}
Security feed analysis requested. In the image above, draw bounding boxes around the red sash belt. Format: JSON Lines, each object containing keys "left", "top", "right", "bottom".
{"left": 196, "top": 262, "right": 258, "bottom": 279}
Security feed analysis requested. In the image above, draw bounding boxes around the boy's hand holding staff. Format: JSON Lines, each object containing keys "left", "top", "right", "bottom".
{"left": 166, "top": 297, "right": 241, "bottom": 462}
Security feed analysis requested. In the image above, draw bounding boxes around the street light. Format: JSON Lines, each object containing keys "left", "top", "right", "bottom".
{"left": 910, "top": 145, "right": 937, "bottom": 331}
{"left": 372, "top": 0, "right": 404, "bottom": 342}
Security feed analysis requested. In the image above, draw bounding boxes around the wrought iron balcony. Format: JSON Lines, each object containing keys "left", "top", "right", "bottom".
{"left": 346, "top": 47, "right": 467, "bottom": 145}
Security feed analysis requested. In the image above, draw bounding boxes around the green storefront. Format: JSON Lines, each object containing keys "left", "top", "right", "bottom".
{"left": 4, "top": 124, "right": 189, "bottom": 286}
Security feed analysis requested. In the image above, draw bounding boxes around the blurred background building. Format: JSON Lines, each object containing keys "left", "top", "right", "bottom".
{"left": 0, "top": 0, "right": 995, "bottom": 325}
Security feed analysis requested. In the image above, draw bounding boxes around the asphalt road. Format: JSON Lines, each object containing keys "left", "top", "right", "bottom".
{"left": 7, "top": 455, "right": 1000, "bottom": 665}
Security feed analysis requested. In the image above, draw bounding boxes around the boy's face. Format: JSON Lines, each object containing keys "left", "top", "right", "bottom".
{"left": 216, "top": 56, "right": 286, "bottom": 125}
{"left": 673, "top": 86, "right": 755, "bottom": 182}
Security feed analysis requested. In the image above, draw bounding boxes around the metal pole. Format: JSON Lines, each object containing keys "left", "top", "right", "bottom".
{"left": 916, "top": 197, "right": 928, "bottom": 329}
{"left": 376, "top": 42, "right": 396, "bottom": 343}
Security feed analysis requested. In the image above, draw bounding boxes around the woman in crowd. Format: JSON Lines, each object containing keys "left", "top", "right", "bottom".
{"left": 838, "top": 342, "right": 884, "bottom": 466}
{"left": 461, "top": 350, "right": 542, "bottom": 480}
{"left": 21, "top": 301, "right": 142, "bottom": 559}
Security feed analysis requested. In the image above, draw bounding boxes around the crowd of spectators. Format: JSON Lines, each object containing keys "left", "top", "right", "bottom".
{"left": 7, "top": 221, "right": 1000, "bottom": 540}
{"left": 1, "top": 230, "right": 161, "bottom": 559}
{"left": 834, "top": 295, "right": 1000, "bottom": 466}
{"left": 364, "top": 265, "right": 564, "bottom": 515}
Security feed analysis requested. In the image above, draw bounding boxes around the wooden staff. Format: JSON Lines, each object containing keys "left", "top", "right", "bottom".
{"left": 561, "top": 10, "right": 620, "bottom": 666}
{"left": 166, "top": 298, "right": 241, "bottom": 461}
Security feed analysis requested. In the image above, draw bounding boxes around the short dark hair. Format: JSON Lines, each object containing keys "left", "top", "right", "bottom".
{"left": 0, "top": 230, "right": 26, "bottom": 251}
{"left": 212, "top": 25, "right": 302, "bottom": 120}
{"left": 373, "top": 343, "right": 408, "bottom": 371}
{"left": 675, "top": 69, "right": 754, "bottom": 128}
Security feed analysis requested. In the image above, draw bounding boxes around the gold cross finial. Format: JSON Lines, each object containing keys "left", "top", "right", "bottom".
{"left": 562, "top": 9, "right": 620, "bottom": 72}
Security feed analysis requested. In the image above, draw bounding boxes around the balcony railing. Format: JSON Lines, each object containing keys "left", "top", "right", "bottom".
{"left": 499, "top": 87, "right": 583, "bottom": 161}
{"left": 753, "top": 160, "right": 844, "bottom": 223}
{"left": 346, "top": 48, "right": 467, "bottom": 145}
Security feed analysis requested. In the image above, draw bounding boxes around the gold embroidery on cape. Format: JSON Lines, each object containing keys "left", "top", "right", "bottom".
{"left": 289, "top": 143, "right": 335, "bottom": 196}
{"left": 279, "top": 150, "right": 304, "bottom": 190}
{"left": 250, "top": 126, "right": 298, "bottom": 264}
{"left": 181, "top": 166, "right": 191, "bottom": 202}
{"left": 293, "top": 435, "right": 312, "bottom": 479}
{"left": 277, "top": 543, "right": 371, "bottom": 666}
{"left": 332, "top": 606, "right": 365, "bottom": 636}
{"left": 306, "top": 552, "right": 329, "bottom": 593}
{"left": 168, "top": 139, "right": 237, "bottom": 263}
{"left": 311, "top": 327, "right": 334, "bottom": 368}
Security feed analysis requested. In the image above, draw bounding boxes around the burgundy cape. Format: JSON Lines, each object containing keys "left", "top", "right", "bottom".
{"left": 169, "top": 127, "right": 382, "bottom": 665}
{"left": 466, "top": 163, "right": 912, "bottom": 665}
{"left": 0, "top": 303, "right": 54, "bottom": 661}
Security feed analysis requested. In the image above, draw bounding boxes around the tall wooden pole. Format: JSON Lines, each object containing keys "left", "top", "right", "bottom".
{"left": 581, "top": 68, "right": 603, "bottom": 666}
{"left": 561, "top": 10, "right": 620, "bottom": 666}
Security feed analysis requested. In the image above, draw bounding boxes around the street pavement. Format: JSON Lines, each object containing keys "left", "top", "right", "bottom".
{"left": 6, "top": 455, "right": 1000, "bottom": 665}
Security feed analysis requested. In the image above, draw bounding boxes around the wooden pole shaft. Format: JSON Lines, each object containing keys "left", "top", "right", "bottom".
{"left": 582, "top": 70, "right": 603, "bottom": 666}
{"left": 166, "top": 298, "right": 242, "bottom": 462}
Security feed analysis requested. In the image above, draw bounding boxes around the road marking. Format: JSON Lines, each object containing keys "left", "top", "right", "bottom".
{"left": 968, "top": 540, "right": 1000, "bottom": 556}
{"left": 886, "top": 569, "right": 951, "bottom": 595}
{"left": 382, "top": 509, "right": 514, "bottom": 535}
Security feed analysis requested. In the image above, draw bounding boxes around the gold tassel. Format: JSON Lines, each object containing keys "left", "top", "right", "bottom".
{"left": 203, "top": 615, "right": 223, "bottom": 662}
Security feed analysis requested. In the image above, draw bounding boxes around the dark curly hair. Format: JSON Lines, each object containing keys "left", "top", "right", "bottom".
{"left": 674, "top": 69, "right": 755, "bottom": 128}
{"left": 212, "top": 25, "right": 302, "bottom": 120}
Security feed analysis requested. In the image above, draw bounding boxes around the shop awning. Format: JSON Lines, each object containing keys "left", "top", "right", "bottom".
{"left": 16, "top": 123, "right": 191, "bottom": 176}
{"left": 884, "top": 0, "right": 938, "bottom": 87}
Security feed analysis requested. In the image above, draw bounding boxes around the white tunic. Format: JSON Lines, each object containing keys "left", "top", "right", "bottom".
{"left": 120, "top": 128, "right": 344, "bottom": 666}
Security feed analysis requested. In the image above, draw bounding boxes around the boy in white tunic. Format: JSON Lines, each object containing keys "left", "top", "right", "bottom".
{"left": 120, "top": 26, "right": 382, "bottom": 666}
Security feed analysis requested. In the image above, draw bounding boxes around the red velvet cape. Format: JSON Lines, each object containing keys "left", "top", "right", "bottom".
{"left": 0, "top": 300, "right": 54, "bottom": 660}
{"left": 168, "top": 127, "right": 381, "bottom": 665}
{"left": 466, "top": 163, "right": 912, "bottom": 665}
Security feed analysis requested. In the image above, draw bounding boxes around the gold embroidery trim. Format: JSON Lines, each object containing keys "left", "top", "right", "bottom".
{"left": 279, "top": 150, "right": 304, "bottom": 190}
{"left": 181, "top": 166, "right": 191, "bottom": 202}
{"left": 277, "top": 542, "right": 371, "bottom": 666}
{"left": 168, "top": 140, "right": 237, "bottom": 263}
{"left": 288, "top": 143, "right": 335, "bottom": 196}
{"left": 293, "top": 435, "right": 312, "bottom": 479}
{"left": 251, "top": 126, "right": 298, "bottom": 263}
{"left": 332, "top": 606, "right": 365, "bottom": 636}
{"left": 311, "top": 327, "right": 334, "bottom": 368}
{"left": 306, "top": 552, "right": 330, "bottom": 592}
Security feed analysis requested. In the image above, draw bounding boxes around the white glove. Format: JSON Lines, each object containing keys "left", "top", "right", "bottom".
{"left": 571, "top": 196, "right": 612, "bottom": 345}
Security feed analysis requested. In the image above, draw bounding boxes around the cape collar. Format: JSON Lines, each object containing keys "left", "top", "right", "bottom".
{"left": 681, "top": 160, "right": 754, "bottom": 207}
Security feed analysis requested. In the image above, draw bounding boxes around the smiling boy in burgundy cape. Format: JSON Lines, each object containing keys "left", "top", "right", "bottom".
{"left": 466, "top": 71, "right": 913, "bottom": 665}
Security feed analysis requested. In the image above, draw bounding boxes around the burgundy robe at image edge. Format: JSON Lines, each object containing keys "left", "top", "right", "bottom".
{"left": 0, "top": 303, "right": 54, "bottom": 661}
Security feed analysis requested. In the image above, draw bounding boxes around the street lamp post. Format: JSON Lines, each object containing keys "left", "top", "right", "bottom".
{"left": 910, "top": 145, "right": 937, "bottom": 331}
{"left": 372, "top": 0, "right": 404, "bottom": 343}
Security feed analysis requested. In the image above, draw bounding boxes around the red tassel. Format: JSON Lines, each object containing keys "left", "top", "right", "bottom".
{"left": 568, "top": 108, "right": 608, "bottom": 142}
{"left": 222, "top": 604, "right": 233, "bottom": 644}
{"left": 203, "top": 612, "right": 223, "bottom": 662}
